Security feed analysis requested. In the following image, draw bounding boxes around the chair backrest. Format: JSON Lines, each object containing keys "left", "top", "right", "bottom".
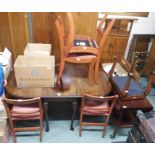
{"left": 65, "top": 13, "right": 114, "bottom": 50}
{"left": 55, "top": 13, "right": 115, "bottom": 61}
{"left": 95, "top": 18, "right": 115, "bottom": 70}
{"left": 98, "top": 18, "right": 115, "bottom": 49}
{"left": 81, "top": 94, "right": 118, "bottom": 114}
{"left": 94, "top": 14, "right": 108, "bottom": 43}
{"left": 55, "top": 15, "right": 66, "bottom": 59}
{"left": 65, "top": 12, "right": 75, "bottom": 53}
{"left": 2, "top": 97, "right": 43, "bottom": 120}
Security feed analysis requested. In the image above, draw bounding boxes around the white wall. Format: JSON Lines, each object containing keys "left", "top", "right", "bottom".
{"left": 130, "top": 12, "right": 155, "bottom": 35}
{"left": 124, "top": 12, "right": 155, "bottom": 58}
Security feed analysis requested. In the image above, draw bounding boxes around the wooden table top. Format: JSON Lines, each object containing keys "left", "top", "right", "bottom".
{"left": 5, "top": 64, "right": 112, "bottom": 99}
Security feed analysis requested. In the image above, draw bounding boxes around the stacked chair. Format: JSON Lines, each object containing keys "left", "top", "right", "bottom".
{"left": 2, "top": 97, "right": 43, "bottom": 143}
{"left": 55, "top": 13, "right": 115, "bottom": 89}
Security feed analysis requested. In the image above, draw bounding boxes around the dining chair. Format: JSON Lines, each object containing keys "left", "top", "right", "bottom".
{"left": 55, "top": 13, "right": 115, "bottom": 88}
{"left": 2, "top": 97, "right": 43, "bottom": 143}
{"left": 79, "top": 94, "right": 118, "bottom": 138}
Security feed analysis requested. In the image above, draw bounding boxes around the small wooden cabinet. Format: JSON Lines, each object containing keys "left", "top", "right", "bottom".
{"left": 100, "top": 19, "right": 134, "bottom": 63}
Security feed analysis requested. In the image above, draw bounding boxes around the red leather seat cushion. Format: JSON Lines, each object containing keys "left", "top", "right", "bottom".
{"left": 11, "top": 104, "right": 40, "bottom": 120}
{"left": 12, "top": 104, "right": 39, "bottom": 113}
{"left": 69, "top": 53, "right": 96, "bottom": 59}
{"left": 83, "top": 101, "right": 109, "bottom": 115}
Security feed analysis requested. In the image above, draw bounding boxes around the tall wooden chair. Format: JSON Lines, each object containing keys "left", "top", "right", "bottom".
{"left": 55, "top": 13, "right": 115, "bottom": 88}
{"left": 79, "top": 94, "right": 118, "bottom": 138}
{"left": 2, "top": 97, "right": 43, "bottom": 143}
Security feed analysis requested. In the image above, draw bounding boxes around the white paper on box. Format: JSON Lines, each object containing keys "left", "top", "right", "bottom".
{"left": 3, "top": 48, "right": 11, "bottom": 60}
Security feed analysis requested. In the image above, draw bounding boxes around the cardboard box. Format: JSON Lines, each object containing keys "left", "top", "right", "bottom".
{"left": 14, "top": 55, "right": 55, "bottom": 88}
{"left": 24, "top": 43, "right": 51, "bottom": 56}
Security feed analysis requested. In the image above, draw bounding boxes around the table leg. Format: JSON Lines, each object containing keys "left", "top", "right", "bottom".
{"left": 110, "top": 111, "right": 123, "bottom": 139}
{"left": 70, "top": 100, "right": 78, "bottom": 131}
{"left": 43, "top": 102, "right": 49, "bottom": 132}
{"left": 110, "top": 126, "right": 119, "bottom": 139}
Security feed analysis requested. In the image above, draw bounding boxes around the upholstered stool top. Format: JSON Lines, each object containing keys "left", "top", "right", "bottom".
{"left": 112, "top": 76, "right": 144, "bottom": 97}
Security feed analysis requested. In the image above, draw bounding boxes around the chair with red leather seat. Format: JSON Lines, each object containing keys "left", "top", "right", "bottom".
{"left": 2, "top": 97, "right": 43, "bottom": 143}
{"left": 79, "top": 94, "right": 118, "bottom": 138}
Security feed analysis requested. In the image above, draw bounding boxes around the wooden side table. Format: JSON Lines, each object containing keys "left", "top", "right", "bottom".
{"left": 110, "top": 98, "right": 153, "bottom": 139}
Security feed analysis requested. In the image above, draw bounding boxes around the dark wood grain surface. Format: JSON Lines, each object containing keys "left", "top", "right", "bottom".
{"left": 5, "top": 64, "right": 111, "bottom": 99}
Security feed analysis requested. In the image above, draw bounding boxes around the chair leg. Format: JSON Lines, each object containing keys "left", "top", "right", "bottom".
{"left": 11, "top": 127, "right": 17, "bottom": 143}
{"left": 56, "top": 61, "right": 65, "bottom": 91}
{"left": 56, "top": 61, "right": 65, "bottom": 84}
{"left": 79, "top": 111, "right": 83, "bottom": 137}
{"left": 94, "top": 61, "right": 99, "bottom": 84}
{"left": 9, "top": 119, "right": 16, "bottom": 143}
{"left": 88, "top": 59, "right": 96, "bottom": 84}
{"left": 12, "top": 130, "right": 17, "bottom": 143}
{"left": 102, "top": 126, "right": 107, "bottom": 138}
{"left": 40, "top": 118, "right": 43, "bottom": 143}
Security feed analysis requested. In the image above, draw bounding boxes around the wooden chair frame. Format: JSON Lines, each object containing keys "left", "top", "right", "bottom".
{"left": 79, "top": 94, "right": 118, "bottom": 138}
{"left": 2, "top": 97, "right": 43, "bottom": 143}
{"left": 56, "top": 13, "right": 115, "bottom": 88}
{"left": 109, "top": 56, "right": 154, "bottom": 100}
